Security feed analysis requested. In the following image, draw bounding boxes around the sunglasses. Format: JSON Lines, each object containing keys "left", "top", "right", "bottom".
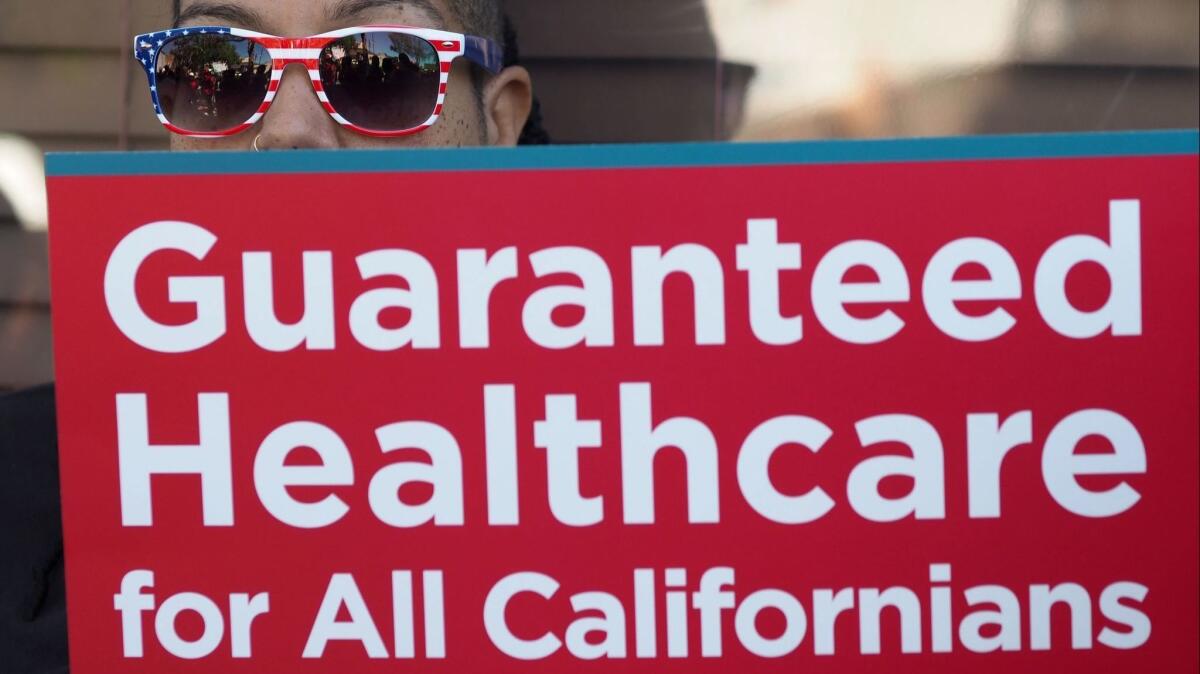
{"left": 134, "top": 25, "right": 504, "bottom": 138}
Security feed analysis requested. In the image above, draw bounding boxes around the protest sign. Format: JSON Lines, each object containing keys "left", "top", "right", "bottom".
{"left": 46, "top": 131, "right": 1198, "bottom": 672}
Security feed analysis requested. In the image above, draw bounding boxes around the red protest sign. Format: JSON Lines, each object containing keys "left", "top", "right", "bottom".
{"left": 47, "top": 132, "right": 1198, "bottom": 673}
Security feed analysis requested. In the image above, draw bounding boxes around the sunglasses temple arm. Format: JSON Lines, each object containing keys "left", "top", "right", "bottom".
{"left": 132, "top": 35, "right": 160, "bottom": 111}
{"left": 464, "top": 35, "right": 504, "bottom": 75}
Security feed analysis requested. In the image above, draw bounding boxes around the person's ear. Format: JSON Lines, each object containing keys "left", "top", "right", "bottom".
{"left": 482, "top": 65, "right": 533, "bottom": 147}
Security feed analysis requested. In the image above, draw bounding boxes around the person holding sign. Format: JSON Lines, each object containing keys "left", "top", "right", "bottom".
{"left": 0, "top": 0, "right": 536, "bottom": 672}
{"left": 5, "top": 1, "right": 1199, "bottom": 671}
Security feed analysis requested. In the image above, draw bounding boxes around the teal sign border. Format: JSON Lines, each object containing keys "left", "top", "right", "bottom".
{"left": 46, "top": 129, "right": 1199, "bottom": 178}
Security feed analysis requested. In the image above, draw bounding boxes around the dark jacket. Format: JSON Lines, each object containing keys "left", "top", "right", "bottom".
{"left": 0, "top": 385, "right": 68, "bottom": 673}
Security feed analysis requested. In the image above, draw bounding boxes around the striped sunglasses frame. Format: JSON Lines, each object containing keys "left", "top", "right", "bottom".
{"left": 134, "top": 25, "right": 504, "bottom": 138}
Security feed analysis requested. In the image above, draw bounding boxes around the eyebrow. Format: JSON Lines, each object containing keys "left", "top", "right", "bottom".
{"left": 176, "top": 2, "right": 267, "bottom": 30}
{"left": 328, "top": 0, "right": 447, "bottom": 26}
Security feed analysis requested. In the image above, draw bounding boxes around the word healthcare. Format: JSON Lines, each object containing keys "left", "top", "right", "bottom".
{"left": 47, "top": 134, "right": 1200, "bottom": 674}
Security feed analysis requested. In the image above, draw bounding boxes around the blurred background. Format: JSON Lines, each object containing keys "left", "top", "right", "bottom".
{"left": 1, "top": 0, "right": 1197, "bottom": 390}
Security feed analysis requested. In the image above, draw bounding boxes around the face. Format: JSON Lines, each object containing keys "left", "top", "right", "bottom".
{"left": 170, "top": 0, "right": 532, "bottom": 151}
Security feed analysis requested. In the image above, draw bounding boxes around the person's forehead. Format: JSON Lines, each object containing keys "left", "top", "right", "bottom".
{"left": 176, "top": 0, "right": 455, "bottom": 35}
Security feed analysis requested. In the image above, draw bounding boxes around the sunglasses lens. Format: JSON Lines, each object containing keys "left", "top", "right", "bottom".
{"left": 155, "top": 35, "right": 273, "bottom": 133}
{"left": 320, "top": 33, "right": 442, "bottom": 132}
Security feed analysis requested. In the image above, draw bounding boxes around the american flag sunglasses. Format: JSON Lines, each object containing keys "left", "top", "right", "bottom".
{"left": 134, "top": 25, "right": 504, "bottom": 138}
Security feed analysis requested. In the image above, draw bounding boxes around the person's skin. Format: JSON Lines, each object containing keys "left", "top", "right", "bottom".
{"left": 171, "top": 0, "right": 533, "bottom": 151}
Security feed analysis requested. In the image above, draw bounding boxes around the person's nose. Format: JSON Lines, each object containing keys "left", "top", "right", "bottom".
{"left": 255, "top": 63, "right": 339, "bottom": 150}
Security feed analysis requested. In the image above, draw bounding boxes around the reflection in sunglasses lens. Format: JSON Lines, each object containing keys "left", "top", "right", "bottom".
{"left": 156, "top": 35, "right": 273, "bottom": 133}
{"left": 319, "top": 33, "right": 442, "bottom": 132}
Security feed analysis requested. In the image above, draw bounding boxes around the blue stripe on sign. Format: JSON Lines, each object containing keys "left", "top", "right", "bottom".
{"left": 45, "top": 129, "right": 1199, "bottom": 178}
